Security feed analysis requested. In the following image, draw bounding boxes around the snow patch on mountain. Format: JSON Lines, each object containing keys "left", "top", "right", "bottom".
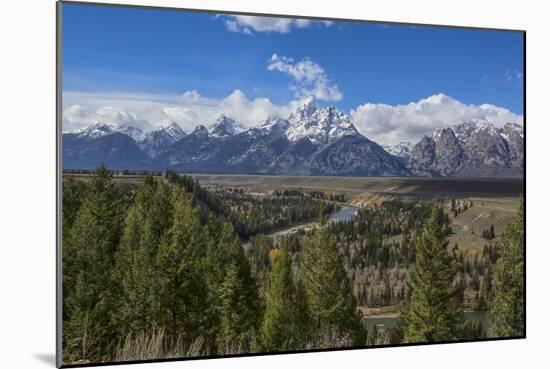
{"left": 76, "top": 122, "right": 117, "bottom": 139}
{"left": 383, "top": 142, "right": 414, "bottom": 159}
{"left": 285, "top": 100, "right": 358, "bottom": 144}
{"left": 209, "top": 114, "right": 245, "bottom": 137}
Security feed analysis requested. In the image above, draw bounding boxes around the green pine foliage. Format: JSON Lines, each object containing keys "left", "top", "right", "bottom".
{"left": 155, "top": 186, "right": 209, "bottom": 340}
{"left": 400, "top": 207, "right": 464, "bottom": 343}
{"left": 62, "top": 166, "right": 524, "bottom": 363}
{"left": 490, "top": 202, "right": 525, "bottom": 337}
{"left": 114, "top": 176, "right": 172, "bottom": 335}
{"left": 261, "top": 248, "right": 312, "bottom": 351}
{"left": 217, "top": 235, "right": 262, "bottom": 353}
{"left": 62, "top": 168, "right": 262, "bottom": 362}
{"left": 301, "top": 208, "right": 367, "bottom": 346}
{"left": 63, "top": 165, "right": 126, "bottom": 361}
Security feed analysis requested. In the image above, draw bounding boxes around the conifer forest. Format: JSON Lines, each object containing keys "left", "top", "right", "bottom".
{"left": 61, "top": 167, "right": 525, "bottom": 364}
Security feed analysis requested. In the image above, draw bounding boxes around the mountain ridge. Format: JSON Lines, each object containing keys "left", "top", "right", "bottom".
{"left": 62, "top": 102, "right": 524, "bottom": 177}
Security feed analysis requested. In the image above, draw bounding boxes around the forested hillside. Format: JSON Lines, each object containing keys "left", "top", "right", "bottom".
{"left": 62, "top": 166, "right": 524, "bottom": 364}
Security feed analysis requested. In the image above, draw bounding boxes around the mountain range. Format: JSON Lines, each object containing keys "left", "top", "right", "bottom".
{"left": 62, "top": 101, "right": 524, "bottom": 177}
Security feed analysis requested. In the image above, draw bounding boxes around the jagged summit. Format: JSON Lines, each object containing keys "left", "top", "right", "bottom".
{"left": 285, "top": 101, "right": 358, "bottom": 144}
{"left": 192, "top": 125, "right": 210, "bottom": 137}
{"left": 137, "top": 123, "right": 186, "bottom": 157}
{"left": 209, "top": 114, "right": 244, "bottom": 137}
{"left": 254, "top": 116, "right": 289, "bottom": 134}
{"left": 64, "top": 105, "right": 523, "bottom": 178}
{"left": 453, "top": 118, "right": 499, "bottom": 142}
{"left": 383, "top": 141, "right": 414, "bottom": 159}
{"left": 159, "top": 122, "right": 186, "bottom": 141}
{"left": 77, "top": 122, "right": 117, "bottom": 138}
{"left": 410, "top": 118, "right": 523, "bottom": 177}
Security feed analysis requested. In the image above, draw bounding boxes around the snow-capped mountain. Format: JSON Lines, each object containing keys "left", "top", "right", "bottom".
{"left": 453, "top": 118, "right": 500, "bottom": 143}
{"left": 75, "top": 122, "right": 146, "bottom": 141}
{"left": 117, "top": 125, "right": 146, "bottom": 142}
{"left": 499, "top": 122, "right": 524, "bottom": 140}
{"left": 209, "top": 114, "right": 245, "bottom": 137}
{"left": 410, "top": 119, "right": 524, "bottom": 177}
{"left": 75, "top": 122, "right": 117, "bottom": 139}
{"left": 154, "top": 101, "right": 409, "bottom": 176}
{"left": 63, "top": 124, "right": 151, "bottom": 170}
{"left": 62, "top": 105, "right": 523, "bottom": 178}
{"left": 139, "top": 123, "right": 186, "bottom": 157}
{"left": 252, "top": 116, "right": 289, "bottom": 135}
{"left": 192, "top": 125, "right": 210, "bottom": 138}
{"left": 383, "top": 142, "right": 414, "bottom": 159}
{"left": 285, "top": 100, "right": 358, "bottom": 144}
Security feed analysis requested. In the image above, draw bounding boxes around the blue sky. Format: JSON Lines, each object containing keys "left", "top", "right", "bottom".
{"left": 61, "top": 2, "right": 524, "bottom": 144}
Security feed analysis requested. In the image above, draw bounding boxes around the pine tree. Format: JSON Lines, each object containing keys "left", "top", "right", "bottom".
{"left": 62, "top": 177, "right": 88, "bottom": 236}
{"left": 261, "top": 248, "right": 311, "bottom": 351}
{"left": 203, "top": 221, "right": 241, "bottom": 351}
{"left": 217, "top": 234, "right": 261, "bottom": 353}
{"left": 113, "top": 176, "right": 173, "bottom": 335}
{"left": 155, "top": 187, "right": 208, "bottom": 341}
{"left": 490, "top": 202, "right": 524, "bottom": 337}
{"left": 301, "top": 208, "right": 366, "bottom": 345}
{"left": 400, "top": 207, "right": 463, "bottom": 343}
{"left": 63, "top": 165, "right": 124, "bottom": 361}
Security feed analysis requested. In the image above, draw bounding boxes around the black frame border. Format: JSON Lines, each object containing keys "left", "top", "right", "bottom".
{"left": 55, "top": 1, "right": 527, "bottom": 368}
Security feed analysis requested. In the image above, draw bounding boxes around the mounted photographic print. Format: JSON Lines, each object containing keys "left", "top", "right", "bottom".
{"left": 57, "top": 1, "right": 525, "bottom": 367}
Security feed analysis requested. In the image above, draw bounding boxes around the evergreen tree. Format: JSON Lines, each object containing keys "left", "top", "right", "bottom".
{"left": 63, "top": 165, "right": 124, "bottom": 361}
{"left": 261, "top": 248, "right": 311, "bottom": 351}
{"left": 203, "top": 221, "right": 244, "bottom": 352}
{"left": 490, "top": 202, "right": 524, "bottom": 337}
{"left": 301, "top": 209, "right": 366, "bottom": 345}
{"left": 62, "top": 177, "right": 88, "bottom": 235}
{"left": 155, "top": 187, "right": 208, "bottom": 341}
{"left": 217, "top": 234, "right": 261, "bottom": 353}
{"left": 113, "top": 176, "right": 172, "bottom": 335}
{"left": 400, "top": 207, "right": 463, "bottom": 343}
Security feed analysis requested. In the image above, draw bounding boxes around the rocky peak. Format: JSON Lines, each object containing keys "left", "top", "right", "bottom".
{"left": 161, "top": 122, "right": 186, "bottom": 141}
{"left": 289, "top": 98, "right": 318, "bottom": 121}
{"left": 383, "top": 141, "right": 414, "bottom": 159}
{"left": 286, "top": 101, "right": 358, "bottom": 145}
{"left": 210, "top": 114, "right": 243, "bottom": 137}
{"left": 78, "top": 122, "right": 116, "bottom": 139}
{"left": 192, "top": 125, "right": 210, "bottom": 138}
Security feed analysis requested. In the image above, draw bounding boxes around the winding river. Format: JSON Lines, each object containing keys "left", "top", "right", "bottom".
{"left": 328, "top": 204, "right": 361, "bottom": 222}
{"left": 267, "top": 203, "right": 361, "bottom": 237}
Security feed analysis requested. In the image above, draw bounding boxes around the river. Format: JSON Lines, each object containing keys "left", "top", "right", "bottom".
{"left": 328, "top": 204, "right": 361, "bottom": 222}
{"left": 266, "top": 203, "right": 361, "bottom": 237}
{"left": 363, "top": 310, "right": 489, "bottom": 333}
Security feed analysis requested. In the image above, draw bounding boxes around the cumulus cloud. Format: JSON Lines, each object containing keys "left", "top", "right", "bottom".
{"left": 62, "top": 89, "right": 301, "bottom": 133}
{"left": 350, "top": 93, "right": 524, "bottom": 145}
{"left": 268, "top": 54, "right": 342, "bottom": 101}
{"left": 63, "top": 90, "right": 523, "bottom": 147}
{"left": 223, "top": 15, "right": 332, "bottom": 34}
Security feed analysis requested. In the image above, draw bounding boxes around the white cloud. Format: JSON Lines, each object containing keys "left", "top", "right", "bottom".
{"left": 350, "top": 93, "right": 524, "bottom": 145}
{"left": 62, "top": 89, "right": 301, "bottom": 133}
{"left": 267, "top": 54, "right": 342, "bottom": 101}
{"left": 223, "top": 15, "right": 332, "bottom": 34}
{"left": 63, "top": 90, "right": 523, "bottom": 147}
